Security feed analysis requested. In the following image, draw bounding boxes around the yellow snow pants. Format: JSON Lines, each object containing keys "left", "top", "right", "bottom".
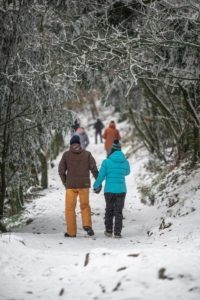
{"left": 65, "top": 188, "right": 92, "bottom": 236}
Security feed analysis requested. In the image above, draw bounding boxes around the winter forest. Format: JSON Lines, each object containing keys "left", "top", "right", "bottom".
{"left": 0, "top": 0, "right": 200, "bottom": 299}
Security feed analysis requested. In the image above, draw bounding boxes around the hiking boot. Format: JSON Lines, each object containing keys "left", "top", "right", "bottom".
{"left": 114, "top": 233, "right": 122, "bottom": 239}
{"left": 104, "top": 231, "right": 113, "bottom": 237}
{"left": 83, "top": 226, "right": 95, "bottom": 236}
{"left": 64, "top": 233, "right": 76, "bottom": 238}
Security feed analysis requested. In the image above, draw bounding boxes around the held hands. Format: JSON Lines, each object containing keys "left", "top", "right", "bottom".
{"left": 94, "top": 184, "right": 102, "bottom": 194}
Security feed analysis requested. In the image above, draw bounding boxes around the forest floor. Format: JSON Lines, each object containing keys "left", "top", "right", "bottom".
{"left": 0, "top": 109, "right": 200, "bottom": 300}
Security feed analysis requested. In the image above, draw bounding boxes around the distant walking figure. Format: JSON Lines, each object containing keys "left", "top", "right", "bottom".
{"left": 93, "top": 140, "right": 130, "bottom": 238}
{"left": 102, "top": 120, "right": 121, "bottom": 156}
{"left": 71, "top": 119, "right": 80, "bottom": 133}
{"left": 75, "top": 127, "right": 89, "bottom": 149}
{"left": 58, "top": 135, "right": 98, "bottom": 237}
{"left": 94, "top": 118, "right": 104, "bottom": 144}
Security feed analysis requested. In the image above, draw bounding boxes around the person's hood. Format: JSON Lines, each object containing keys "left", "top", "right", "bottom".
{"left": 70, "top": 144, "right": 83, "bottom": 154}
{"left": 108, "top": 150, "right": 126, "bottom": 163}
{"left": 109, "top": 122, "right": 116, "bottom": 129}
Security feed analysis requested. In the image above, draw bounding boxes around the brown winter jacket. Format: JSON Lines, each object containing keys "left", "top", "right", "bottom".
{"left": 102, "top": 122, "right": 121, "bottom": 151}
{"left": 58, "top": 144, "right": 98, "bottom": 189}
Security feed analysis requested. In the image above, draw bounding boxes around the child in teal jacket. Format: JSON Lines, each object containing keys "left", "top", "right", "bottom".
{"left": 93, "top": 140, "right": 130, "bottom": 238}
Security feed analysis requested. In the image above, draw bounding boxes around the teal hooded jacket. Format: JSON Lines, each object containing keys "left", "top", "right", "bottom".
{"left": 93, "top": 150, "right": 130, "bottom": 193}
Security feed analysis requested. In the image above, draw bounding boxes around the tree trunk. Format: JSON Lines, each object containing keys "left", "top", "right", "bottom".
{"left": 0, "top": 221, "right": 7, "bottom": 233}
{"left": 51, "top": 131, "right": 64, "bottom": 160}
{"left": 89, "top": 97, "right": 98, "bottom": 118}
{"left": 38, "top": 151, "right": 48, "bottom": 189}
{"left": 9, "top": 187, "right": 24, "bottom": 215}
{"left": 0, "top": 163, "right": 6, "bottom": 219}
{"left": 192, "top": 126, "right": 200, "bottom": 164}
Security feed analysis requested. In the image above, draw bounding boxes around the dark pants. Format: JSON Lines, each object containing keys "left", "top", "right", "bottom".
{"left": 104, "top": 193, "right": 126, "bottom": 235}
{"left": 95, "top": 131, "right": 102, "bottom": 144}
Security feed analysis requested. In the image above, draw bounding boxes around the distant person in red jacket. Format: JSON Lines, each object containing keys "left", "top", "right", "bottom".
{"left": 102, "top": 120, "right": 121, "bottom": 156}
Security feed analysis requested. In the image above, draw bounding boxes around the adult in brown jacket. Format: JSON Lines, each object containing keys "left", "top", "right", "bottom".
{"left": 102, "top": 120, "right": 121, "bottom": 156}
{"left": 58, "top": 135, "right": 98, "bottom": 237}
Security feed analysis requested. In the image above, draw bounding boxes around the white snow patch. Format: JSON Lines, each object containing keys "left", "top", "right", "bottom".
{"left": 1, "top": 106, "right": 200, "bottom": 300}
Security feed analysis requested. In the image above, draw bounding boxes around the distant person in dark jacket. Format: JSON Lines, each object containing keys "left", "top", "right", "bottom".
{"left": 58, "top": 135, "right": 98, "bottom": 238}
{"left": 94, "top": 118, "right": 104, "bottom": 144}
{"left": 93, "top": 140, "right": 130, "bottom": 238}
{"left": 71, "top": 119, "right": 80, "bottom": 133}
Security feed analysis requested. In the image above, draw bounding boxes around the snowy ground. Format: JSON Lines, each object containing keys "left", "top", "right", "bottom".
{"left": 1, "top": 115, "right": 200, "bottom": 300}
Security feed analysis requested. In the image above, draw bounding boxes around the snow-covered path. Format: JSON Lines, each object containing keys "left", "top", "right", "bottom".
{"left": 1, "top": 126, "right": 200, "bottom": 300}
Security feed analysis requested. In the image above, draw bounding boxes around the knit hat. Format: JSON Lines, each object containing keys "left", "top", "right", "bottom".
{"left": 111, "top": 139, "right": 121, "bottom": 150}
{"left": 70, "top": 135, "right": 80, "bottom": 145}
